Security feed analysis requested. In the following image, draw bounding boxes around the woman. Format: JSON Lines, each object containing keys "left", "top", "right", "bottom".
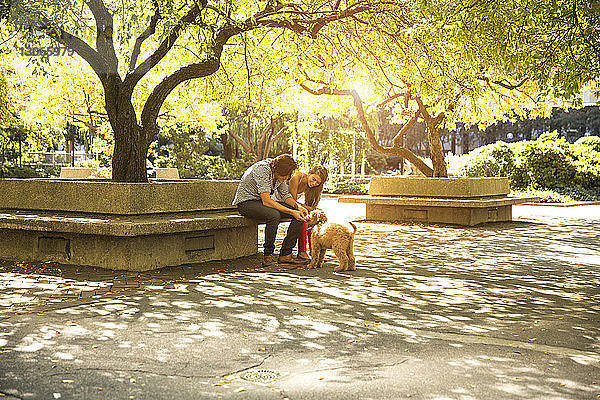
{"left": 232, "top": 154, "right": 309, "bottom": 267}
{"left": 286, "top": 165, "right": 329, "bottom": 261}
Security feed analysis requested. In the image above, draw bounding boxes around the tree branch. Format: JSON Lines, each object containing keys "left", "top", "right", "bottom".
{"left": 86, "top": 0, "right": 119, "bottom": 74}
{"left": 257, "top": 3, "right": 373, "bottom": 38}
{"left": 43, "top": 25, "right": 109, "bottom": 85}
{"left": 140, "top": 57, "right": 221, "bottom": 144}
{"left": 392, "top": 115, "right": 416, "bottom": 147}
{"left": 299, "top": 81, "right": 434, "bottom": 176}
{"left": 128, "top": 0, "right": 161, "bottom": 72}
{"left": 229, "top": 130, "right": 254, "bottom": 156}
{"left": 256, "top": 115, "right": 282, "bottom": 157}
{"left": 123, "top": 4, "right": 202, "bottom": 94}
{"left": 139, "top": 0, "right": 376, "bottom": 143}
{"left": 264, "top": 126, "right": 288, "bottom": 159}
{"left": 477, "top": 76, "right": 528, "bottom": 90}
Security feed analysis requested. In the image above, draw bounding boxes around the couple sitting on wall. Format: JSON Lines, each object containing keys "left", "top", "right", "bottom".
{"left": 232, "top": 154, "right": 329, "bottom": 267}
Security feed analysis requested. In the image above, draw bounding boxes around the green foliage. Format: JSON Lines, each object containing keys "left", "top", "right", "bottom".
{"left": 176, "top": 155, "right": 251, "bottom": 180}
{"left": 572, "top": 136, "right": 600, "bottom": 188}
{"left": 323, "top": 177, "right": 369, "bottom": 195}
{"left": 574, "top": 135, "right": 600, "bottom": 153}
{"left": 366, "top": 151, "right": 387, "bottom": 173}
{"left": 0, "top": 165, "right": 42, "bottom": 178}
{"left": 0, "top": 0, "right": 9, "bottom": 20}
{"left": 511, "top": 132, "right": 577, "bottom": 189}
{"left": 74, "top": 158, "right": 101, "bottom": 168}
{"left": 512, "top": 187, "right": 600, "bottom": 203}
{"left": 511, "top": 188, "right": 575, "bottom": 203}
{"left": 449, "top": 141, "right": 514, "bottom": 178}
{"left": 153, "top": 123, "right": 254, "bottom": 179}
{"left": 449, "top": 133, "right": 600, "bottom": 202}
{"left": 41, "top": 165, "right": 61, "bottom": 178}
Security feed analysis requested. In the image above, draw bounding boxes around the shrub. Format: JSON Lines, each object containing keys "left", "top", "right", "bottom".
{"left": 75, "top": 159, "right": 101, "bottom": 168}
{"left": 0, "top": 165, "right": 42, "bottom": 178}
{"left": 449, "top": 141, "right": 515, "bottom": 178}
{"left": 366, "top": 151, "right": 387, "bottom": 173}
{"left": 511, "top": 188, "right": 575, "bottom": 203}
{"left": 509, "top": 132, "right": 577, "bottom": 189}
{"left": 572, "top": 137, "right": 600, "bottom": 188}
{"left": 40, "top": 165, "right": 61, "bottom": 178}
{"left": 178, "top": 155, "right": 251, "bottom": 180}
{"left": 512, "top": 186, "right": 600, "bottom": 203}
{"left": 574, "top": 135, "right": 600, "bottom": 153}
{"left": 154, "top": 155, "right": 176, "bottom": 168}
{"left": 323, "top": 177, "right": 369, "bottom": 194}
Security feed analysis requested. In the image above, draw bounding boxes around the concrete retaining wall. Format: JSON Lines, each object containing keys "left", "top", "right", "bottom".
{"left": 0, "top": 179, "right": 257, "bottom": 270}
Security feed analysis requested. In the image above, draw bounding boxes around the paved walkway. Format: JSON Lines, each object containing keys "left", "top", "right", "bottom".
{"left": 0, "top": 197, "right": 599, "bottom": 399}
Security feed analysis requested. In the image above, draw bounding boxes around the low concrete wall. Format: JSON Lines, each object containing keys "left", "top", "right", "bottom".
{"left": 369, "top": 176, "right": 510, "bottom": 198}
{"left": 156, "top": 168, "right": 179, "bottom": 179}
{"left": 0, "top": 179, "right": 238, "bottom": 214}
{"left": 340, "top": 176, "right": 537, "bottom": 226}
{"left": 60, "top": 167, "right": 97, "bottom": 179}
{"left": 61, "top": 167, "right": 180, "bottom": 180}
{"left": 0, "top": 223, "right": 257, "bottom": 271}
{"left": 0, "top": 179, "right": 258, "bottom": 270}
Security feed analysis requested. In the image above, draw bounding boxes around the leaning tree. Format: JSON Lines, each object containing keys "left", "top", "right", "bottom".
{"left": 291, "top": 0, "right": 589, "bottom": 178}
{"left": 6, "top": 0, "right": 388, "bottom": 182}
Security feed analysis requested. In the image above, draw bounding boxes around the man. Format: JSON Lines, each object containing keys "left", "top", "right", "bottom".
{"left": 233, "top": 154, "right": 309, "bottom": 267}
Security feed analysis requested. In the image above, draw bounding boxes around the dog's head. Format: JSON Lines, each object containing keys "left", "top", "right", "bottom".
{"left": 305, "top": 209, "right": 328, "bottom": 226}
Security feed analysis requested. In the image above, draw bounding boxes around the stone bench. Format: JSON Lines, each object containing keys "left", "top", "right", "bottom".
{"left": 60, "top": 167, "right": 180, "bottom": 180}
{"left": 339, "top": 176, "right": 538, "bottom": 226}
{"left": 0, "top": 179, "right": 257, "bottom": 271}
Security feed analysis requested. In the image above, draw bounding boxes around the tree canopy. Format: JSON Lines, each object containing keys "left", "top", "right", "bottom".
{"left": 0, "top": 0, "right": 598, "bottom": 179}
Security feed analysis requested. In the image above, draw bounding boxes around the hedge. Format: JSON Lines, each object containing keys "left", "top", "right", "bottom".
{"left": 449, "top": 133, "right": 600, "bottom": 193}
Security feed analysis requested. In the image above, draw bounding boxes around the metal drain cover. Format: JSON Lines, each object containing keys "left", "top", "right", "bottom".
{"left": 240, "top": 369, "right": 280, "bottom": 383}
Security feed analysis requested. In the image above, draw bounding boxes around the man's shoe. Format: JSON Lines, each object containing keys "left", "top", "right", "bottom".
{"left": 297, "top": 252, "right": 311, "bottom": 261}
{"left": 278, "top": 254, "right": 310, "bottom": 265}
{"left": 262, "top": 254, "right": 276, "bottom": 267}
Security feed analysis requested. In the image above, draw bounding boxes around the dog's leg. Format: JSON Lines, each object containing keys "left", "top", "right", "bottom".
{"left": 347, "top": 237, "right": 356, "bottom": 271}
{"left": 332, "top": 244, "right": 349, "bottom": 272}
{"left": 317, "top": 249, "right": 326, "bottom": 268}
{"left": 309, "top": 241, "right": 322, "bottom": 269}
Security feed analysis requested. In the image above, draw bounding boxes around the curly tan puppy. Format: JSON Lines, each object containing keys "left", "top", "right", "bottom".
{"left": 305, "top": 210, "right": 357, "bottom": 272}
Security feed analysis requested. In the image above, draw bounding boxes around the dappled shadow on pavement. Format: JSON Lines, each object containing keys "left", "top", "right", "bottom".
{"left": 0, "top": 214, "right": 599, "bottom": 399}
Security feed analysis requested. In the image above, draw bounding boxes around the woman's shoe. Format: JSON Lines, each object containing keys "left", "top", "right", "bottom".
{"left": 297, "top": 252, "right": 311, "bottom": 261}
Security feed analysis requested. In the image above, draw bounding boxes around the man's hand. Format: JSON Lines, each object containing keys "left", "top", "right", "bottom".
{"left": 298, "top": 205, "right": 309, "bottom": 218}
{"left": 291, "top": 210, "right": 306, "bottom": 221}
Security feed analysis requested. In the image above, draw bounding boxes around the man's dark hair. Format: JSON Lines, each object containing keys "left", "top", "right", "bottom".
{"left": 270, "top": 154, "right": 297, "bottom": 177}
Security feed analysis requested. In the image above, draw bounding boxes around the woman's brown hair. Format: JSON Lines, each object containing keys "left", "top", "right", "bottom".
{"left": 270, "top": 154, "right": 297, "bottom": 177}
{"left": 304, "top": 165, "right": 329, "bottom": 208}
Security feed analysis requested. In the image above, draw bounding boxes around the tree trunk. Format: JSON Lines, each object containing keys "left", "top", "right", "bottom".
{"left": 111, "top": 120, "right": 148, "bottom": 182}
{"left": 426, "top": 124, "right": 447, "bottom": 177}
{"left": 221, "top": 132, "right": 233, "bottom": 162}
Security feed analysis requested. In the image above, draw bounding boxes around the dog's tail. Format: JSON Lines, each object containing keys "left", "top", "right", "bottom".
{"left": 349, "top": 221, "right": 357, "bottom": 233}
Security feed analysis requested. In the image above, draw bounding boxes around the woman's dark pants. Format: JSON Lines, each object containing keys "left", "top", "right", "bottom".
{"left": 237, "top": 200, "right": 303, "bottom": 257}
